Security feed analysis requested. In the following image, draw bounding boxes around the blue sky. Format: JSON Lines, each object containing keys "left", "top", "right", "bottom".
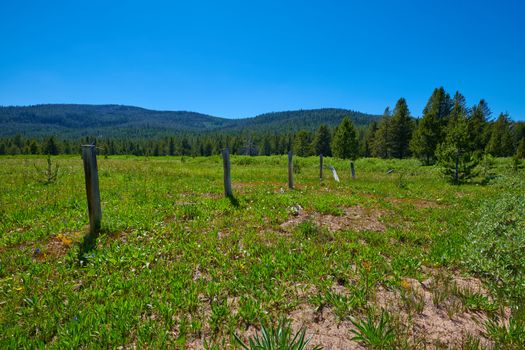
{"left": 1, "top": 0, "right": 524, "bottom": 120}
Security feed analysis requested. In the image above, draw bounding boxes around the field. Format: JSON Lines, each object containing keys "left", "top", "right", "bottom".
{"left": 1, "top": 155, "right": 524, "bottom": 349}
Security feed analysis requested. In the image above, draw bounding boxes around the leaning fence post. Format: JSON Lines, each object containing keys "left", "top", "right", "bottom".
{"left": 288, "top": 151, "right": 294, "bottom": 189}
{"left": 350, "top": 161, "right": 355, "bottom": 179}
{"left": 319, "top": 154, "right": 323, "bottom": 180}
{"left": 223, "top": 148, "right": 233, "bottom": 197}
{"left": 82, "top": 144, "right": 102, "bottom": 236}
{"left": 329, "top": 165, "right": 340, "bottom": 182}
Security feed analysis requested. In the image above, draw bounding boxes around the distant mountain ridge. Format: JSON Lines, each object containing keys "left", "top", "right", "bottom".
{"left": 0, "top": 104, "right": 381, "bottom": 138}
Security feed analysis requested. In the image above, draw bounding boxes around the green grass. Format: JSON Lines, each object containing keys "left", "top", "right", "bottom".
{"left": 234, "top": 318, "right": 322, "bottom": 350}
{"left": 0, "top": 155, "right": 523, "bottom": 348}
{"left": 350, "top": 309, "right": 395, "bottom": 349}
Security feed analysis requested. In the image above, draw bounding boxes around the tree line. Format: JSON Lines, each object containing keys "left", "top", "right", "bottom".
{"left": 1, "top": 88, "right": 524, "bottom": 164}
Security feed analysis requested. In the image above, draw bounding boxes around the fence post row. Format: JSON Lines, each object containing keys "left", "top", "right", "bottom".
{"left": 350, "top": 161, "right": 355, "bottom": 179}
{"left": 223, "top": 148, "right": 233, "bottom": 197}
{"left": 81, "top": 144, "right": 102, "bottom": 236}
{"left": 288, "top": 151, "right": 294, "bottom": 189}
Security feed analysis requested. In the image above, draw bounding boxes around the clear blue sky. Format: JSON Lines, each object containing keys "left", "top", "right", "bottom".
{"left": 1, "top": 0, "right": 524, "bottom": 120}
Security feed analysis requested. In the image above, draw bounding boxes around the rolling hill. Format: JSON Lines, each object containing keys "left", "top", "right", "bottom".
{"left": 0, "top": 104, "right": 381, "bottom": 138}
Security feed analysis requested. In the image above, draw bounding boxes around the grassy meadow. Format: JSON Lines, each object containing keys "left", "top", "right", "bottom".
{"left": 0, "top": 155, "right": 524, "bottom": 349}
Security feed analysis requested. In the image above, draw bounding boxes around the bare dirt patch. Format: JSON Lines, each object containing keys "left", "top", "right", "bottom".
{"left": 375, "top": 273, "right": 498, "bottom": 349}
{"left": 280, "top": 206, "right": 386, "bottom": 233}
{"left": 288, "top": 305, "right": 365, "bottom": 350}
{"left": 385, "top": 197, "right": 444, "bottom": 209}
{"left": 229, "top": 304, "right": 364, "bottom": 350}
{"left": 178, "top": 272, "right": 502, "bottom": 349}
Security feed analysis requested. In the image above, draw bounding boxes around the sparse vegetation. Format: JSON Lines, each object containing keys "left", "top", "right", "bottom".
{"left": 234, "top": 318, "right": 322, "bottom": 350}
{"left": 34, "top": 155, "right": 59, "bottom": 184}
{"left": 0, "top": 154, "right": 523, "bottom": 348}
{"left": 350, "top": 309, "right": 395, "bottom": 349}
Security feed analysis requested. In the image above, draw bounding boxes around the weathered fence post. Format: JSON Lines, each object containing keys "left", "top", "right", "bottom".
{"left": 319, "top": 154, "right": 323, "bottom": 180}
{"left": 329, "top": 165, "right": 340, "bottom": 182}
{"left": 223, "top": 148, "right": 233, "bottom": 197}
{"left": 350, "top": 161, "right": 355, "bottom": 179}
{"left": 288, "top": 151, "right": 294, "bottom": 189}
{"left": 82, "top": 144, "right": 102, "bottom": 236}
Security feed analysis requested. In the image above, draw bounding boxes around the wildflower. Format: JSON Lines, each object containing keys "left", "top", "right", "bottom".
{"left": 400, "top": 279, "right": 411, "bottom": 290}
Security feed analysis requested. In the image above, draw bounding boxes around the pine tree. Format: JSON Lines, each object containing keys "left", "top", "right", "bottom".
{"left": 486, "top": 113, "right": 514, "bottom": 157}
{"left": 468, "top": 99, "right": 491, "bottom": 153}
{"left": 153, "top": 144, "right": 161, "bottom": 156}
{"left": 331, "top": 116, "right": 358, "bottom": 159}
{"left": 513, "top": 123, "right": 525, "bottom": 147}
{"left": 410, "top": 87, "right": 452, "bottom": 164}
{"left": 436, "top": 93, "right": 478, "bottom": 184}
{"left": 515, "top": 138, "right": 525, "bottom": 159}
{"left": 169, "top": 137, "right": 176, "bottom": 156}
{"left": 29, "top": 140, "right": 40, "bottom": 154}
{"left": 260, "top": 136, "right": 272, "bottom": 156}
{"left": 44, "top": 136, "right": 60, "bottom": 155}
{"left": 293, "top": 130, "right": 312, "bottom": 157}
{"left": 390, "top": 98, "right": 413, "bottom": 158}
{"left": 203, "top": 141, "right": 213, "bottom": 156}
{"left": 13, "top": 134, "right": 24, "bottom": 149}
{"left": 180, "top": 138, "right": 191, "bottom": 156}
{"left": 312, "top": 124, "right": 332, "bottom": 156}
{"left": 364, "top": 122, "right": 378, "bottom": 157}
{"left": 373, "top": 108, "right": 393, "bottom": 158}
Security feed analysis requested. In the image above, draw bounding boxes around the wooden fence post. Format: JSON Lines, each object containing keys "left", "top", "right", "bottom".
{"left": 319, "top": 154, "right": 323, "bottom": 180}
{"left": 350, "top": 161, "right": 355, "bottom": 179}
{"left": 82, "top": 144, "right": 102, "bottom": 236}
{"left": 329, "top": 165, "right": 340, "bottom": 182}
{"left": 223, "top": 148, "right": 233, "bottom": 197}
{"left": 288, "top": 151, "right": 294, "bottom": 189}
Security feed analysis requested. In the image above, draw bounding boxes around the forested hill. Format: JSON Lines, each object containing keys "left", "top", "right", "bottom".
{"left": 0, "top": 104, "right": 380, "bottom": 138}
{"left": 0, "top": 104, "right": 232, "bottom": 138}
{"left": 226, "top": 109, "right": 380, "bottom": 133}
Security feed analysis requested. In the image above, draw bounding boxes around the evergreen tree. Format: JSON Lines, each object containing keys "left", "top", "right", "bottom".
{"left": 373, "top": 108, "right": 393, "bottom": 158}
{"left": 516, "top": 138, "right": 525, "bottom": 159}
{"left": 410, "top": 87, "right": 452, "bottom": 164}
{"left": 203, "top": 141, "right": 213, "bottom": 156}
{"left": 169, "top": 137, "right": 176, "bottom": 156}
{"left": 364, "top": 121, "right": 378, "bottom": 157}
{"left": 513, "top": 122, "right": 525, "bottom": 147}
{"left": 331, "top": 116, "right": 358, "bottom": 159}
{"left": 43, "top": 136, "right": 60, "bottom": 155}
{"left": 436, "top": 93, "right": 478, "bottom": 184}
{"left": 293, "top": 130, "right": 312, "bottom": 157}
{"left": 468, "top": 99, "right": 491, "bottom": 152}
{"left": 486, "top": 113, "right": 514, "bottom": 157}
{"left": 180, "top": 138, "right": 191, "bottom": 156}
{"left": 390, "top": 98, "right": 413, "bottom": 158}
{"left": 28, "top": 140, "right": 40, "bottom": 154}
{"left": 153, "top": 144, "right": 161, "bottom": 156}
{"left": 258, "top": 137, "right": 267, "bottom": 156}
{"left": 312, "top": 124, "right": 332, "bottom": 156}
{"left": 13, "top": 134, "right": 24, "bottom": 149}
